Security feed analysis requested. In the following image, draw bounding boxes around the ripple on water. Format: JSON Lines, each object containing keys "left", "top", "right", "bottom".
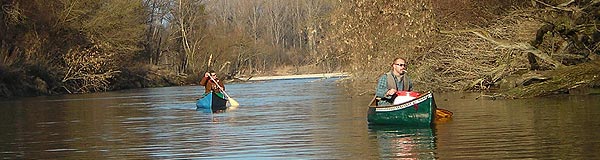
{"left": 1, "top": 79, "right": 600, "bottom": 159}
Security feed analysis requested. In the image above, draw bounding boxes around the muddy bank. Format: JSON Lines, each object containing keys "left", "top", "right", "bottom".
{"left": 0, "top": 63, "right": 344, "bottom": 98}
{"left": 0, "top": 64, "right": 186, "bottom": 98}
{"left": 501, "top": 60, "right": 600, "bottom": 98}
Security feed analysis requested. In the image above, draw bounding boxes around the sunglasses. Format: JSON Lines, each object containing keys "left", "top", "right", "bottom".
{"left": 394, "top": 63, "right": 406, "bottom": 67}
{"left": 210, "top": 74, "right": 216, "bottom": 76}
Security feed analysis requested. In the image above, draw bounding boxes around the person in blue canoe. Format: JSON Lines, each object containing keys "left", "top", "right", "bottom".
{"left": 200, "top": 70, "right": 225, "bottom": 94}
{"left": 375, "top": 57, "right": 413, "bottom": 105}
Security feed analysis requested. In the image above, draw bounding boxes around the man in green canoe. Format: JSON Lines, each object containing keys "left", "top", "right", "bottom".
{"left": 375, "top": 57, "right": 413, "bottom": 105}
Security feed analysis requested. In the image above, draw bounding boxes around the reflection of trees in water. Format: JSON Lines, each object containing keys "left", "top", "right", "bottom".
{"left": 368, "top": 125, "right": 437, "bottom": 159}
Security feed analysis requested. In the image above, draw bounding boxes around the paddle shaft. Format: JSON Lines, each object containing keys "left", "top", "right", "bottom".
{"left": 208, "top": 75, "right": 233, "bottom": 100}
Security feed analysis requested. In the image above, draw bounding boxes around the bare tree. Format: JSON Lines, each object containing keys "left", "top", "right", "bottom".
{"left": 166, "top": 0, "right": 208, "bottom": 73}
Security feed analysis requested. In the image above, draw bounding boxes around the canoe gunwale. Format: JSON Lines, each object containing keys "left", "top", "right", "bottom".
{"left": 368, "top": 91, "right": 433, "bottom": 109}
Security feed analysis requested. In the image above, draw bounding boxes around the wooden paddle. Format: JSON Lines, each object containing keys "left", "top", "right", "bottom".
{"left": 436, "top": 108, "right": 453, "bottom": 118}
{"left": 208, "top": 75, "right": 239, "bottom": 107}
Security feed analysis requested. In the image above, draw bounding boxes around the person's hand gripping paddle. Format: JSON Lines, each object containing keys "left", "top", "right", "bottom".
{"left": 208, "top": 75, "right": 239, "bottom": 107}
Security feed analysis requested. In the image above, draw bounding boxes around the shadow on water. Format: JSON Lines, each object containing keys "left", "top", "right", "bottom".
{"left": 368, "top": 125, "right": 437, "bottom": 159}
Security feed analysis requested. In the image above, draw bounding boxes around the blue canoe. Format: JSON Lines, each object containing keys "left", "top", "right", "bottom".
{"left": 196, "top": 92, "right": 228, "bottom": 113}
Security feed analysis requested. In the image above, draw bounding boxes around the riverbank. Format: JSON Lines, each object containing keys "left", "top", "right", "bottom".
{"left": 0, "top": 63, "right": 348, "bottom": 98}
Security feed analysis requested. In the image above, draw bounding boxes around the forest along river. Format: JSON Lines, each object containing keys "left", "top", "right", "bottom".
{"left": 1, "top": 78, "right": 600, "bottom": 159}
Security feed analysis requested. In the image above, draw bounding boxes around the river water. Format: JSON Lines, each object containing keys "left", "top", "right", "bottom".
{"left": 1, "top": 78, "right": 599, "bottom": 159}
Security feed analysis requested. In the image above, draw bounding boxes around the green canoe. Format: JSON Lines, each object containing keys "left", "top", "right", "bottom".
{"left": 367, "top": 91, "right": 437, "bottom": 126}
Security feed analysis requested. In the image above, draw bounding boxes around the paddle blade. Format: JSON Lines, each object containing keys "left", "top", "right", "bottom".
{"left": 436, "top": 108, "right": 453, "bottom": 118}
{"left": 228, "top": 98, "right": 240, "bottom": 107}
{"left": 434, "top": 108, "right": 453, "bottom": 123}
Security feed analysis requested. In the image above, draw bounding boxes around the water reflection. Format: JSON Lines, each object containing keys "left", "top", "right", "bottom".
{"left": 368, "top": 125, "right": 436, "bottom": 159}
{"left": 2, "top": 79, "right": 600, "bottom": 159}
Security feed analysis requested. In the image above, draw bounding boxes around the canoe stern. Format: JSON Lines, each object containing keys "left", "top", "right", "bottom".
{"left": 196, "top": 92, "right": 228, "bottom": 112}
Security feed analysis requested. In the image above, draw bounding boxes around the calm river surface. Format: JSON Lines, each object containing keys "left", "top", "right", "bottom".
{"left": 1, "top": 78, "right": 599, "bottom": 159}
